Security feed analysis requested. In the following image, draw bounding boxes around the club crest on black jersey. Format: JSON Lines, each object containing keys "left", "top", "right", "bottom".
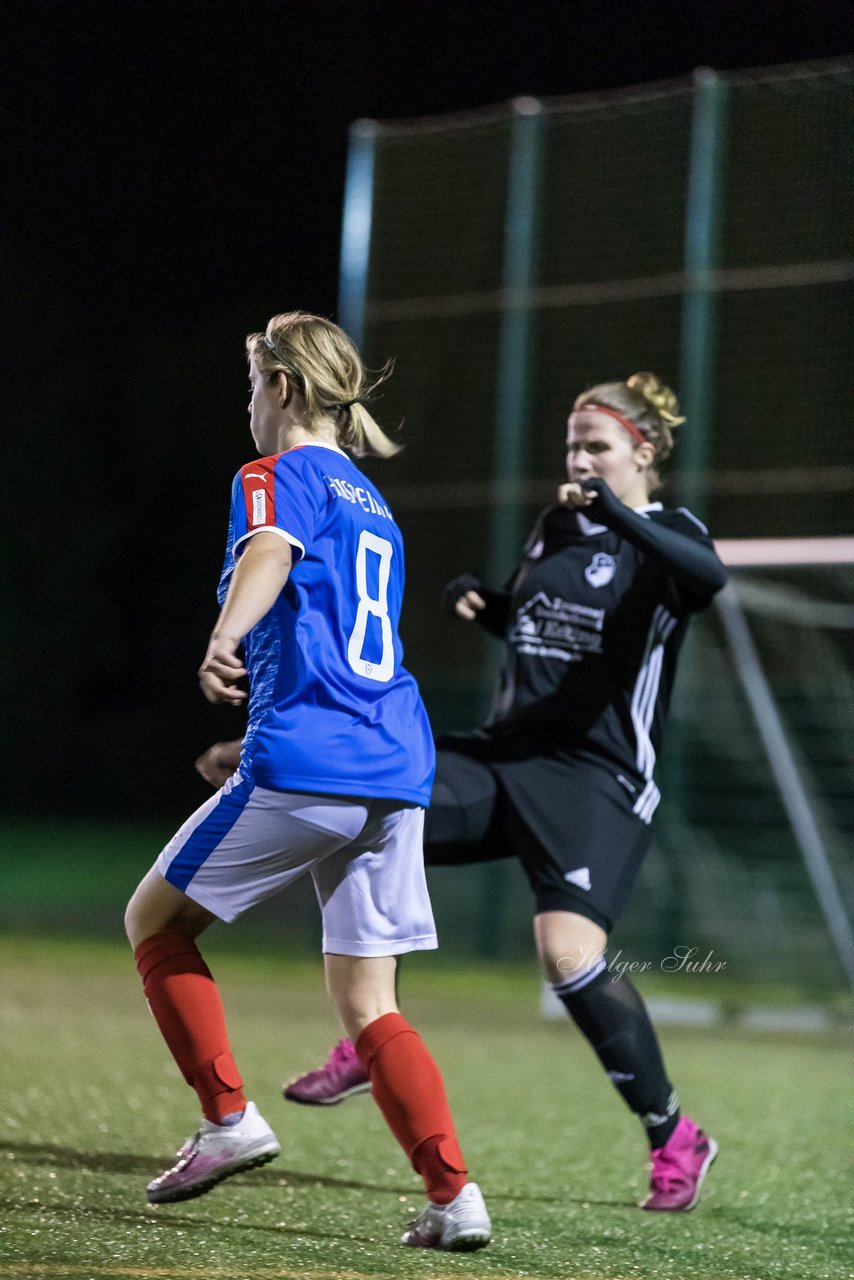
{"left": 585, "top": 552, "right": 618, "bottom": 588}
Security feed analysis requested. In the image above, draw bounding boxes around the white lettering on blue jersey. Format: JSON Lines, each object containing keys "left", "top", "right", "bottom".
{"left": 326, "top": 474, "right": 394, "bottom": 521}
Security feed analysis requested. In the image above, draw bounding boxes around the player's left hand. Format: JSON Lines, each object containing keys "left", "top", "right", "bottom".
{"left": 198, "top": 636, "right": 248, "bottom": 705}
{"left": 195, "top": 739, "right": 243, "bottom": 787}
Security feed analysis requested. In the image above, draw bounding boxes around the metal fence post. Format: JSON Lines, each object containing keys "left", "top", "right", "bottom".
{"left": 486, "top": 97, "right": 545, "bottom": 592}
{"left": 477, "top": 98, "right": 545, "bottom": 957}
{"left": 677, "top": 67, "right": 729, "bottom": 518}
{"left": 659, "top": 69, "right": 729, "bottom": 950}
{"left": 338, "top": 120, "right": 378, "bottom": 349}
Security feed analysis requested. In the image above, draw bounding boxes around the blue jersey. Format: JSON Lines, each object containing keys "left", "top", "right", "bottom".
{"left": 218, "top": 442, "right": 435, "bottom": 805}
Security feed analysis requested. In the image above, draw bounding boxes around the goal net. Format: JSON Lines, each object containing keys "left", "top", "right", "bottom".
{"left": 613, "top": 538, "right": 854, "bottom": 997}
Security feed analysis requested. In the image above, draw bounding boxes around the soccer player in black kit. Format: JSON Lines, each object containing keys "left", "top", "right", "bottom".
{"left": 201, "top": 372, "right": 727, "bottom": 1213}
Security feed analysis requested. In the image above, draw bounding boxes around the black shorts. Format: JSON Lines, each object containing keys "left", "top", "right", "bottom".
{"left": 426, "top": 731, "right": 653, "bottom": 933}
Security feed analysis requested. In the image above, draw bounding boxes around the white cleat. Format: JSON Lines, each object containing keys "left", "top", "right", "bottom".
{"left": 401, "top": 1181, "right": 491, "bottom": 1251}
{"left": 146, "top": 1101, "right": 280, "bottom": 1204}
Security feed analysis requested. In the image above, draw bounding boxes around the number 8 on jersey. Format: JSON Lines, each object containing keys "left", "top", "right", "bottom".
{"left": 348, "top": 531, "right": 394, "bottom": 682}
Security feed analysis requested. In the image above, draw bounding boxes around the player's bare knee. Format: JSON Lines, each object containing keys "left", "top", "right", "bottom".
{"left": 124, "top": 868, "right": 213, "bottom": 949}
{"left": 123, "top": 897, "right": 138, "bottom": 946}
{"left": 124, "top": 878, "right": 154, "bottom": 947}
{"left": 534, "top": 910, "right": 607, "bottom": 984}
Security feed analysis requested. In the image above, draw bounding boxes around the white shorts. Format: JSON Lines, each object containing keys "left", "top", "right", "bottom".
{"left": 155, "top": 773, "right": 437, "bottom": 957}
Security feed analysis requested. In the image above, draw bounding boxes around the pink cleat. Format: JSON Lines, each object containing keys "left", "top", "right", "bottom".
{"left": 282, "top": 1038, "right": 371, "bottom": 1106}
{"left": 642, "top": 1114, "right": 718, "bottom": 1211}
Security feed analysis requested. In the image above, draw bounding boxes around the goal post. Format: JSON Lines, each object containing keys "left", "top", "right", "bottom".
{"left": 715, "top": 539, "right": 854, "bottom": 990}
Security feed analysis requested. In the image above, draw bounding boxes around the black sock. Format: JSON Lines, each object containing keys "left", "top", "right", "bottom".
{"left": 554, "top": 964, "right": 680, "bottom": 1149}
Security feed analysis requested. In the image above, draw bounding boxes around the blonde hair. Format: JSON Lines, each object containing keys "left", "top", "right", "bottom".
{"left": 246, "top": 311, "right": 399, "bottom": 458}
{"left": 574, "top": 371, "right": 685, "bottom": 493}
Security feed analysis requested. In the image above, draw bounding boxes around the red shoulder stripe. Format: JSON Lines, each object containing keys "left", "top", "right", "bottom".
{"left": 240, "top": 456, "right": 278, "bottom": 530}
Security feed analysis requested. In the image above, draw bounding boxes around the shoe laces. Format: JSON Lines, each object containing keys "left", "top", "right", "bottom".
{"left": 176, "top": 1127, "right": 200, "bottom": 1153}
{"left": 404, "top": 1202, "right": 442, "bottom": 1235}
{"left": 153, "top": 1135, "right": 199, "bottom": 1186}
{"left": 329, "top": 1039, "right": 356, "bottom": 1069}
{"left": 649, "top": 1145, "right": 690, "bottom": 1193}
{"left": 179, "top": 1130, "right": 202, "bottom": 1161}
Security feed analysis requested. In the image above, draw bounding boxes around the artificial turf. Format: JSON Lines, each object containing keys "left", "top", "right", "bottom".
{"left": 1, "top": 934, "right": 851, "bottom": 1280}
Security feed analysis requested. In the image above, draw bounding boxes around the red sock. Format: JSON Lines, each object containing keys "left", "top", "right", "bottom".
{"left": 356, "top": 1012, "right": 467, "bottom": 1205}
{"left": 134, "top": 931, "right": 246, "bottom": 1124}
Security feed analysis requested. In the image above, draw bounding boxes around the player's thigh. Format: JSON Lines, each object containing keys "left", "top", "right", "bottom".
{"left": 313, "top": 802, "right": 437, "bottom": 958}
{"left": 425, "top": 746, "right": 509, "bottom": 863}
{"left": 515, "top": 759, "right": 653, "bottom": 937}
{"left": 154, "top": 774, "right": 369, "bottom": 925}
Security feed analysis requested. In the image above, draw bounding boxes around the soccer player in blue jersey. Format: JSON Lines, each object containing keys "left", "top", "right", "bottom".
{"left": 124, "top": 312, "right": 491, "bottom": 1251}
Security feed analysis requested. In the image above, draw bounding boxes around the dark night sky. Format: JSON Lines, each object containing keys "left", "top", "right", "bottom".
{"left": 10, "top": 0, "right": 853, "bottom": 330}
{"left": 5, "top": 0, "right": 853, "bottom": 818}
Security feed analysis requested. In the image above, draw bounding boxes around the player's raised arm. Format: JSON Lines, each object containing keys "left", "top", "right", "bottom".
{"left": 565, "top": 477, "right": 727, "bottom": 598}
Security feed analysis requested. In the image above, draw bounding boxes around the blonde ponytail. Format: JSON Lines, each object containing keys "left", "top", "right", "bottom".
{"left": 338, "top": 397, "right": 399, "bottom": 458}
{"left": 626, "top": 372, "right": 686, "bottom": 431}
{"left": 247, "top": 311, "right": 400, "bottom": 458}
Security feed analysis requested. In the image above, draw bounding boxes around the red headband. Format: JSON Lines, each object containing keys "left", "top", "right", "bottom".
{"left": 572, "top": 403, "right": 647, "bottom": 447}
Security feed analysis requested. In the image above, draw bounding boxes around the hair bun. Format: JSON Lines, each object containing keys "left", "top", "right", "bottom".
{"left": 627, "top": 372, "right": 685, "bottom": 427}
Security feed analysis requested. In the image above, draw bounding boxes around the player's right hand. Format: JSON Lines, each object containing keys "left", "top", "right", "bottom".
{"left": 455, "top": 590, "right": 487, "bottom": 621}
{"left": 557, "top": 481, "right": 597, "bottom": 509}
{"left": 195, "top": 739, "right": 242, "bottom": 788}
{"left": 198, "top": 635, "right": 248, "bottom": 704}
{"left": 441, "top": 570, "right": 486, "bottom": 622}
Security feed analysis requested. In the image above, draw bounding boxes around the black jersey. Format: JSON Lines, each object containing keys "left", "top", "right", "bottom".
{"left": 486, "top": 502, "right": 717, "bottom": 820}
